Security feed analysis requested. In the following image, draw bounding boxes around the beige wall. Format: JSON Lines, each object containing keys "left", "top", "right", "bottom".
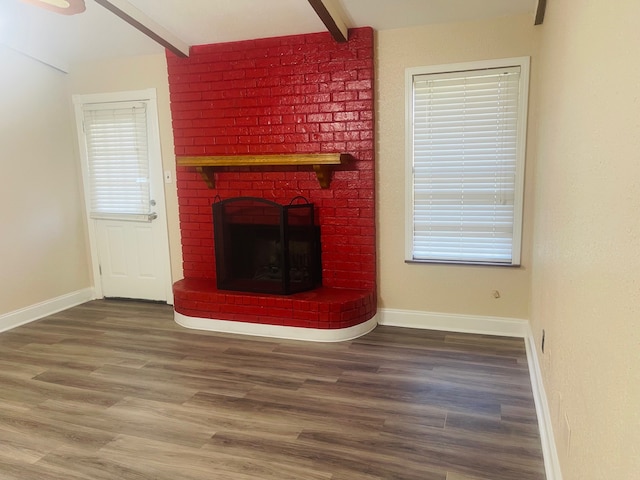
{"left": 67, "top": 54, "right": 182, "bottom": 284}
{"left": 530, "top": 1, "right": 640, "bottom": 478}
{"left": 0, "top": 46, "right": 90, "bottom": 315}
{"left": 376, "top": 14, "right": 536, "bottom": 318}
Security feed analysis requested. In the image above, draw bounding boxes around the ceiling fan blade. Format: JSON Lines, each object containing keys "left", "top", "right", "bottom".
{"left": 20, "top": 0, "right": 86, "bottom": 16}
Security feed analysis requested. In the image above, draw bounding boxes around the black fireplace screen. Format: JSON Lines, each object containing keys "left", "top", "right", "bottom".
{"left": 212, "top": 197, "right": 321, "bottom": 295}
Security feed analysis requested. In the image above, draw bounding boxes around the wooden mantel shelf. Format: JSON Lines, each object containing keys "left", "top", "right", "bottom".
{"left": 176, "top": 153, "right": 348, "bottom": 189}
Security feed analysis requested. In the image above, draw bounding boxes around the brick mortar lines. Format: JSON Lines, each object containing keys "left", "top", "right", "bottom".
{"left": 167, "top": 27, "right": 376, "bottom": 292}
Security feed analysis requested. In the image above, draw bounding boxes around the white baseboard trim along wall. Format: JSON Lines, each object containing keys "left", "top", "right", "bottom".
{"left": 524, "top": 324, "right": 564, "bottom": 480}
{"left": 377, "top": 307, "right": 530, "bottom": 337}
{"left": 175, "top": 311, "right": 379, "bottom": 343}
{"left": 0, "top": 288, "right": 94, "bottom": 333}
{"left": 377, "top": 307, "right": 563, "bottom": 480}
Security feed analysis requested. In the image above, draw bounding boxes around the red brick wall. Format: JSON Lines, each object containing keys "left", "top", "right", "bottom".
{"left": 166, "top": 27, "right": 375, "bottom": 291}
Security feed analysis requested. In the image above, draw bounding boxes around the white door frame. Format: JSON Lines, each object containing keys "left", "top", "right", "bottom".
{"left": 72, "top": 88, "right": 173, "bottom": 304}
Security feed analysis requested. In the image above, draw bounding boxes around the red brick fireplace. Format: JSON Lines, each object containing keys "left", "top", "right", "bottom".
{"left": 166, "top": 28, "right": 377, "bottom": 340}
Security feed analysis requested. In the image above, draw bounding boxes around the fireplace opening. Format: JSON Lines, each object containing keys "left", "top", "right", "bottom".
{"left": 213, "top": 197, "right": 321, "bottom": 295}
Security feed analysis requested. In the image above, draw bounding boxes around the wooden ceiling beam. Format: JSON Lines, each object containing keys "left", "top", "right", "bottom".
{"left": 307, "top": 0, "right": 349, "bottom": 43}
{"left": 534, "top": 0, "right": 547, "bottom": 25}
{"left": 93, "top": 0, "right": 190, "bottom": 57}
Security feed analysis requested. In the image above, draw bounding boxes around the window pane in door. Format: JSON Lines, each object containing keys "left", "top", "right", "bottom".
{"left": 83, "top": 102, "right": 150, "bottom": 217}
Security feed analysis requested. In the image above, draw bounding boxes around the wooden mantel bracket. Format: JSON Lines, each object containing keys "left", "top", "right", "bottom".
{"left": 177, "top": 153, "right": 348, "bottom": 189}
{"left": 194, "top": 166, "right": 216, "bottom": 188}
{"left": 312, "top": 164, "right": 332, "bottom": 189}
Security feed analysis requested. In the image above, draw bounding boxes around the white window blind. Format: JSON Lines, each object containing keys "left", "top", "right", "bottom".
{"left": 82, "top": 102, "right": 150, "bottom": 218}
{"left": 409, "top": 63, "right": 527, "bottom": 265}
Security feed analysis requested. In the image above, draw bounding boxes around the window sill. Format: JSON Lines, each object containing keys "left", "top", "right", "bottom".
{"left": 405, "top": 259, "right": 521, "bottom": 268}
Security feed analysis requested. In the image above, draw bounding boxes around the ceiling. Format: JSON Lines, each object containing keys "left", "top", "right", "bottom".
{"left": 0, "top": 0, "right": 536, "bottom": 72}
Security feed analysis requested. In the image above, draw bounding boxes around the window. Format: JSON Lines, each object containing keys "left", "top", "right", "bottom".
{"left": 81, "top": 101, "right": 151, "bottom": 219}
{"left": 405, "top": 57, "right": 529, "bottom": 265}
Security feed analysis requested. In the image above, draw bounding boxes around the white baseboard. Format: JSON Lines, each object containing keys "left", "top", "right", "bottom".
{"left": 378, "top": 307, "right": 560, "bottom": 479}
{"left": 377, "top": 308, "right": 529, "bottom": 337}
{"left": 0, "top": 288, "right": 95, "bottom": 333}
{"left": 175, "top": 311, "right": 379, "bottom": 343}
{"left": 524, "top": 324, "right": 563, "bottom": 480}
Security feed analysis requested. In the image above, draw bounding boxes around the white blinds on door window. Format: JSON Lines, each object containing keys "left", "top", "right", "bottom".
{"left": 83, "top": 102, "right": 150, "bottom": 218}
{"left": 411, "top": 66, "right": 521, "bottom": 264}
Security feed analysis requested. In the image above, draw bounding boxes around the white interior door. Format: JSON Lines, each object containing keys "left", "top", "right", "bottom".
{"left": 94, "top": 209, "right": 167, "bottom": 301}
{"left": 74, "top": 89, "right": 172, "bottom": 303}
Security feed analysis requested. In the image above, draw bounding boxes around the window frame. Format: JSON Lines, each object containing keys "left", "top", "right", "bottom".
{"left": 404, "top": 56, "right": 530, "bottom": 266}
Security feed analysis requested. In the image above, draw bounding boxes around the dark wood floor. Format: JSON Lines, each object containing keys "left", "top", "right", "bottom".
{"left": 0, "top": 300, "right": 545, "bottom": 480}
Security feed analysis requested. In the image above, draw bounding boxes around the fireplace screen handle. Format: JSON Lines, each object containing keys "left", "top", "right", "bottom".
{"left": 289, "top": 195, "right": 310, "bottom": 205}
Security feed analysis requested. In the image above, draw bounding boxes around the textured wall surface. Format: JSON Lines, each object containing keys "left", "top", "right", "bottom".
{"left": 0, "top": 46, "right": 90, "bottom": 315}
{"left": 376, "top": 15, "right": 535, "bottom": 318}
{"left": 530, "top": 1, "right": 640, "bottom": 478}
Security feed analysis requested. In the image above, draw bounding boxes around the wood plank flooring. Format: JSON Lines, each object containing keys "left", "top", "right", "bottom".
{"left": 0, "top": 300, "right": 545, "bottom": 479}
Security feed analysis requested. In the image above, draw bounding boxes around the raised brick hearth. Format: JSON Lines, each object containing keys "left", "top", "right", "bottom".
{"left": 167, "top": 28, "right": 376, "bottom": 338}
{"left": 174, "top": 279, "right": 375, "bottom": 329}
